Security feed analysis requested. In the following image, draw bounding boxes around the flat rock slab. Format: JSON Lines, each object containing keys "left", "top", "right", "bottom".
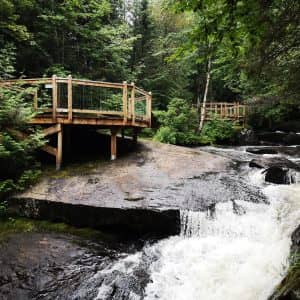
{"left": 15, "top": 140, "right": 230, "bottom": 211}
{"left": 9, "top": 141, "right": 230, "bottom": 235}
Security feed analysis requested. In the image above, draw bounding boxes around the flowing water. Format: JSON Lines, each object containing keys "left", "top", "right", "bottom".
{"left": 1, "top": 146, "right": 300, "bottom": 300}
{"left": 93, "top": 146, "right": 300, "bottom": 300}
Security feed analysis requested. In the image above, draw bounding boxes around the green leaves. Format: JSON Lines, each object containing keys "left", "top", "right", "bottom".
{"left": 0, "top": 86, "right": 45, "bottom": 200}
{"left": 154, "top": 98, "right": 201, "bottom": 145}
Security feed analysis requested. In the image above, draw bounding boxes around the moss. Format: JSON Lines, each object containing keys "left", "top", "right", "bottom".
{"left": 0, "top": 216, "right": 113, "bottom": 242}
{"left": 271, "top": 252, "right": 300, "bottom": 299}
{"left": 42, "top": 159, "right": 108, "bottom": 179}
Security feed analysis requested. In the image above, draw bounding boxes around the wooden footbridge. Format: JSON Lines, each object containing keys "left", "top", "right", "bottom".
{"left": 0, "top": 75, "right": 152, "bottom": 170}
{"left": 200, "top": 102, "right": 246, "bottom": 123}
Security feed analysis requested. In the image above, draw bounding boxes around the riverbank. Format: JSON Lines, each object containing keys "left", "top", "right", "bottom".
{"left": 0, "top": 217, "right": 148, "bottom": 300}
{"left": 8, "top": 140, "right": 230, "bottom": 236}
{"left": 1, "top": 142, "right": 300, "bottom": 300}
{"left": 270, "top": 225, "right": 300, "bottom": 300}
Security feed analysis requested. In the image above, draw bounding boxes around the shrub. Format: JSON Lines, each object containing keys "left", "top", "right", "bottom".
{"left": 0, "top": 86, "right": 45, "bottom": 201}
{"left": 154, "top": 98, "right": 201, "bottom": 145}
{"left": 200, "top": 115, "right": 239, "bottom": 144}
{"left": 247, "top": 100, "right": 300, "bottom": 130}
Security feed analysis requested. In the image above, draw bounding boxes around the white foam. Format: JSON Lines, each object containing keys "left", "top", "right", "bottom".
{"left": 94, "top": 151, "right": 300, "bottom": 300}
{"left": 144, "top": 183, "right": 300, "bottom": 300}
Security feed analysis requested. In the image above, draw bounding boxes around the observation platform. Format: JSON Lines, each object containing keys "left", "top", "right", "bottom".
{"left": 0, "top": 75, "right": 152, "bottom": 169}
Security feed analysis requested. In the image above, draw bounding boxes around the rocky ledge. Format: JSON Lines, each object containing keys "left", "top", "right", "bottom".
{"left": 270, "top": 225, "right": 300, "bottom": 300}
{"left": 249, "top": 156, "right": 300, "bottom": 185}
{"left": 9, "top": 140, "right": 230, "bottom": 236}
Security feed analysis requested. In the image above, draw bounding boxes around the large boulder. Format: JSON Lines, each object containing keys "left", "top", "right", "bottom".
{"left": 291, "top": 225, "right": 300, "bottom": 253}
{"left": 256, "top": 131, "right": 300, "bottom": 146}
{"left": 269, "top": 225, "right": 300, "bottom": 300}
{"left": 263, "top": 167, "right": 296, "bottom": 184}
{"left": 274, "top": 120, "right": 300, "bottom": 133}
{"left": 250, "top": 157, "right": 299, "bottom": 185}
{"left": 249, "top": 157, "right": 300, "bottom": 170}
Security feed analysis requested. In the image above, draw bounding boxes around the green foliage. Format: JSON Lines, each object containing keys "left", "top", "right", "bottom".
{"left": 201, "top": 115, "right": 239, "bottom": 144}
{"left": 0, "top": 201, "right": 7, "bottom": 218}
{"left": 0, "top": 43, "right": 16, "bottom": 79}
{"left": 270, "top": 252, "right": 300, "bottom": 299}
{"left": 0, "top": 87, "right": 45, "bottom": 200}
{"left": 0, "top": 217, "right": 112, "bottom": 241}
{"left": 0, "top": 0, "right": 135, "bottom": 81}
{"left": 154, "top": 98, "right": 201, "bottom": 145}
{"left": 247, "top": 100, "right": 300, "bottom": 130}
{"left": 171, "top": 0, "right": 300, "bottom": 103}
{"left": 154, "top": 126, "right": 177, "bottom": 144}
{"left": 140, "top": 127, "right": 155, "bottom": 139}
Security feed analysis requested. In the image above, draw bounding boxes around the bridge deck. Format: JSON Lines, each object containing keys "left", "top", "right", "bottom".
{"left": 0, "top": 75, "right": 152, "bottom": 169}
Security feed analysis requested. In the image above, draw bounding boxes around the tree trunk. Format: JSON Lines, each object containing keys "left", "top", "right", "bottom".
{"left": 198, "top": 57, "right": 212, "bottom": 133}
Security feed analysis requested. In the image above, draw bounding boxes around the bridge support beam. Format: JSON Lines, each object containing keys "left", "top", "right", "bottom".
{"left": 132, "top": 128, "right": 139, "bottom": 146}
{"left": 110, "top": 128, "right": 118, "bottom": 160}
{"left": 56, "top": 125, "right": 63, "bottom": 170}
{"left": 40, "top": 124, "right": 63, "bottom": 170}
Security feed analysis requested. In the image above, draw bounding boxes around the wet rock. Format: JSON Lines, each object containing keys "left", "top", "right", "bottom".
{"left": 263, "top": 167, "right": 296, "bottom": 185}
{"left": 124, "top": 193, "right": 145, "bottom": 202}
{"left": 237, "top": 129, "right": 259, "bottom": 145}
{"left": 232, "top": 200, "right": 246, "bottom": 215}
{"left": 274, "top": 121, "right": 300, "bottom": 133}
{"left": 256, "top": 131, "right": 300, "bottom": 146}
{"left": 246, "top": 147, "right": 278, "bottom": 155}
{"left": 249, "top": 157, "right": 300, "bottom": 170}
{"left": 269, "top": 225, "right": 300, "bottom": 300}
{"left": 291, "top": 225, "right": 300, "bottom": 253}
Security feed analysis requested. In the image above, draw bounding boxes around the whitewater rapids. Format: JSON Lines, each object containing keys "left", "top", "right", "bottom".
{"left": 95, "top": 152, "right": 300, "bottom": 300}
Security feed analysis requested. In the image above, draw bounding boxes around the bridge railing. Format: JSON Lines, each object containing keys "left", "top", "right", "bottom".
{"left": 0, "top": 75, "right": 152, "bottom": 126}
{"left": 201, "top": 102, "right": 246, "bottom": 121}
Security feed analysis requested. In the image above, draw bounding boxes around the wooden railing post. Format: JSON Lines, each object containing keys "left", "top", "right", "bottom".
{"left": 110, "top": 127, "right": 118, "bottom": 160}
{"left": 147, "top": 91, "right": 152, "bottom": 127}
{"left": 122, "top": 81, "right": 128, "bottom": 123}
{"left": 52, "top": 75, "right": 57, "bottom": 122}
{"left": 68, "top": 75, "right": 73, "bottom": 121}
{"left": 130, "top": 82, "right": 135, "bottom": 121}
{"left": 56, "top": 124, "right": 63, "bottom": 170}
{"left": 33, "top": 89, "right": 38, "bottom": 110}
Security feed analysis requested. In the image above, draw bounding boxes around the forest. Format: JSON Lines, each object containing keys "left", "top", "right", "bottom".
{"left": 0, "top": 2, "right": 300, "bottom": 299}
{"left": 0, "top": 0, "right": 300, "bottom": 195}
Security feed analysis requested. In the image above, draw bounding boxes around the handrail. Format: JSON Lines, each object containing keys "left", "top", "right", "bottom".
{"left": 0, "top": 77, "right": 151, "bottom": 96}
{"left": 199, "top": 102, "right": 246, "bottom": 122}
{"left": 0, "top": 75, "right": 152, "bottom": 126}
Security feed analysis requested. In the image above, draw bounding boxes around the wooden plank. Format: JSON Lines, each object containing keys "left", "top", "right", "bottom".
{"left": 110, "top": 128, "right": 118, "bottom": 160}
{"left": 43, "top": 124, "right": 61, "bottom": 136}
{"left": 134, "top": 86, "right": 150, "bottom": 96}
{"left": 146, "top": 92, "right": 151, "bottom": 127}
{"left": 72, "top": 79, "right": 123, "bottom": 89}
{"left": 33, "top": 89, "right": 38, "bottom": 110}
{"left": 128, "top": 82, "right": 135, "bottom": 119}
{"left": 29, "top": 116, "right": 149, "bottom": 127}
{"left": 68, "top": 75, "right": 73, "bottom": 121}
{"left": 52, "top": 75, "right": 57, "bottom": 122}
{"left": 0, "top": 78, "right": 51, "bottom": 86}
{"left": 38, "top": 108, "right": 53, "bottom": 113}
{"left": 132, "top": 93, "right": 136, "bottom": 125}
{"left": 41, "top": 144, "right": 57, "bottom": 157}
{"left": 122, "top": 81, "right": 128, "bottom": 123}
{"left": 56, "top": 125, "right": 63, "bottom": 170}
{"left": 71, "top": 109, "right": 123, "bottom": 115}
{"left": 135, "top": 96, "right": 147, "bottom": 102}
{"left": 148, "top": 92, "right": 152, "bottom": 127}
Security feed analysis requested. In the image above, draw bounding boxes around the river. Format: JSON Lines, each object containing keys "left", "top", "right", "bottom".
{"left": 0, "top": 146, "right": 299, "bottom": 300}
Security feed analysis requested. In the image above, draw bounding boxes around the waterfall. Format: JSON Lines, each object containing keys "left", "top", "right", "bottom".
{"left": 93, "top": 149, "right": 300, "bottom": 300}
{"left": 144, "top": 180, "right": 300, "bottom": 300}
